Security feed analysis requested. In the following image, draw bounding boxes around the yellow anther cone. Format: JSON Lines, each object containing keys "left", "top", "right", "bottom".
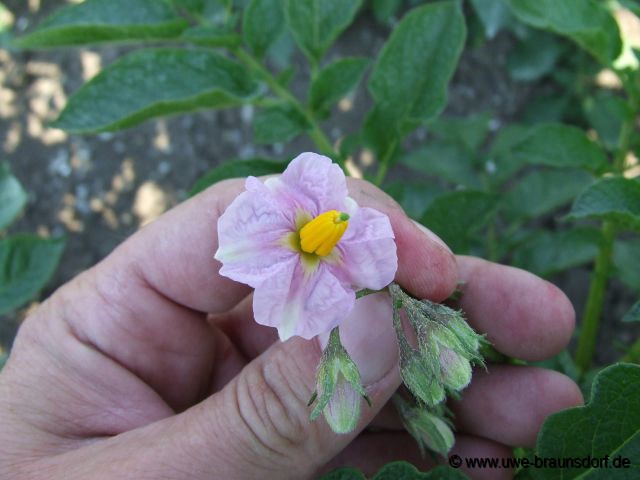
{"left": 300, "top": 210, "right": 350, "bottom": 256}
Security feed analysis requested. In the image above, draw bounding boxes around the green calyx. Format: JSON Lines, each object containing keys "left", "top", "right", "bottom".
{"left": 389, "top": 283, "right": 487, "bottom": 407}
{"left": 308, "top": 327, "right": 370, "bottom": 434}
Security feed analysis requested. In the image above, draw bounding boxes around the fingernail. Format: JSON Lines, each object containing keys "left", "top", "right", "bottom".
{"left": 336, "top": 292, "right": 399, "bottom": 385}
{"left": 412, "top": 220, "right": 452, "bottom": 254}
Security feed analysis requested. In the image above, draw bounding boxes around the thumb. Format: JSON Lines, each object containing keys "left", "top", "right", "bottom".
{"left": 174, "top": 293, "right": 400, "bottom": 479}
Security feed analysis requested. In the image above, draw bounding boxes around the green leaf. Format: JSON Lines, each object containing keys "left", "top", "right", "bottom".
{"left": 372, "top": 0, "right": 403, "bottom": 24}
{"left": 400, "top": 143, "right": 480, "bottom": 188}
{"left": 507, "top": 29, "right": 564, "bottom": 82}
{"left": 364, "top": 2, "right": 466, "bottom": 156}
{"left": 321, "top": 463, "right": 468, "bottom": 480}
{"left": 568, "top": 177, "right": 640, "bottom": 232}
{"left": 621, "top": 0, "right": 640, "bottom": 16}
{"left": 503, "top": 169, "right": 594, "bottom": 220}
{"left": 533, "top": 363, "right": 640, "bottom": 479}
{"left": 0, "top": 234, "right": 65, "bottom": 315}
{"left": 188, "top": 158, "right": 286, "bottom": 196}
{"left": 504, "top": 0, "right": 622, "bottom": 66}
{"left": 488, "top": 124, "right": 533, "bottom": 184}
{"left": 469, "top": 0, "right": 513, "bottom": 39}
{"left": 253, "top": 105, "right": 311, "bottom": 144}
{"left": 180, "top": 25, "right": 241, "bottom": 47}
{"left": 614, "top": 238, "right": 640, "bottom": 291}
{"left": 511, "top": 228, "right": 601, "bottom": 277}
{"left": 0, "top": 351, "right": 7, "bottom": 371}
{"left": 320, "top": 467, "right": 366, "bottom": 480}
{"left": 583, "top": 92, "right": 634, "bottom": 151}
{"left": 284, "top": 0, "right": 362, "bottom": 62}
{"left": 243, "top": 0, "right": 284, "bottom": 58}
{"left": 0, "top": 163, "right": 27, "bottom": 230}
{"left": 53, "top": 49, "right": 258, "bottom": 133}
{"left": 529, "top": 350, "right": 579, "bottom": 382}
{"left": 374, "top": 463, "right": 468, "bottom": 479}
{"left": 429, "top": 112, "right": 492, "bottom": 152}
{"left": 309, "top": 57, "right": 369, "bottom": 116}
{"left": 420, "top": 191, "right": 498, "bottom": 253}
{"left": 385, "top": 181, "right": 446, "bottom": 220}
{"left": 521, "top": 93, "right": 570, "bottom": 124}
{"left": 16, "top": 0, "right": 188, "bottom": 48}
{"left": 509, "top": 123, "right": 609, "bottom": 173}
{"left": 623, "top": 300, "right": 640, "bottom": 323}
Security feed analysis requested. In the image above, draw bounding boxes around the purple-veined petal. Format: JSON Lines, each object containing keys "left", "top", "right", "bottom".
{"left": 331, "top": 207, "right": 397, "bottom": 290}
{"left": 278, "top": 152, "right": 348, "bottom": 215}
{"left": 253, "top": 257, "right": 355, "bottom": 340}
{"left": 215, "top": 177, "right": 296, "bottom": 287}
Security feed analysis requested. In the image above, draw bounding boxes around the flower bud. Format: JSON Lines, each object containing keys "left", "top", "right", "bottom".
{"left": 389, "top": 283, "right": 485, "bottom": 404}
{"left": 399, "top": 348, "right": 445, "bottom": 407}
{"left": 393, "top": 395, "right": 455, "bottom": 457}
{"left": 438, "top": 346, "right": 472, "bottom": 391}
{"left": 309, "top": 327, "right": 369, "bottom": 434}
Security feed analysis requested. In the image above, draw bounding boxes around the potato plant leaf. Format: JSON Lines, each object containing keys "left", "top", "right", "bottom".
{"left": 253, "top": 105, "right": 311, "bottom": 144}
{"left": 364, "top": 1, "right": 465, "bottom": 158}
{"left": 309, "top": 57, "right": 369, "bottom": 116}
{"left": 504, "top": 0, "right": 622, "bottom": 66}
{"left": 532, "top": 363, "right": 640, "bottom": 479}
{"left": 509, "top": 124, "right": 609, "bottom": 173}
{"left": 0, "top": 234, "right": 65, "bottom": 315}
{"left": 511, "top": 228, "right": 601, "bottom": 277}
{"left": 420, "top": 191, "right": 498, "bottom": 253}
{"left": 568, "top": 177, "right": 640, "bottom": 232}
{"left": 53, "top": 49, "right": 259, "bottom": 133}
{"left": 0, "top": 163, "right": 27, "bottom": 230}
{"left": 284, "top": 0, "right": 362, "bottom": 63}
{"left": 243, "top": 0, "right": 284, "bottom": 58}
{"left": 16, "top": 0, "right": 188, "bottom": 48}
{"left": 623, "top": 300, "right": 640, "bottom": 323}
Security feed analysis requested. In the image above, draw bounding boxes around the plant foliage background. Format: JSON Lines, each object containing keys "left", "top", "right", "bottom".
{"left": 0, "top": 0, "right": 639, "bottom": 477}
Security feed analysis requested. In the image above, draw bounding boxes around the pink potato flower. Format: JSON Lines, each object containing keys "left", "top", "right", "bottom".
{"left": 215, "top": 152, "right": 398, "bottom": 341}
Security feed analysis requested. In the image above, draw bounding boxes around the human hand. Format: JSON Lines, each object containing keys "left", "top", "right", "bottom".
{"left": 0, "top": 177, "right": 581, "bottom": 479}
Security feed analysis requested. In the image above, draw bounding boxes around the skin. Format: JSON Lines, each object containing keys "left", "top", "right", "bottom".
{"left": 0, "top": 177, "right": 583, "bottom": 479}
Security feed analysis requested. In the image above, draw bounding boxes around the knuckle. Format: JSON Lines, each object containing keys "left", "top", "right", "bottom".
{"left": 222, "top": 349, "right": 319, "bottom": 473}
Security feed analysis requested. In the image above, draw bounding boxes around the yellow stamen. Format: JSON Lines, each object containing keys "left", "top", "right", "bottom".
{"left": 300, "top": 210, "right": 350, "bottom": 257}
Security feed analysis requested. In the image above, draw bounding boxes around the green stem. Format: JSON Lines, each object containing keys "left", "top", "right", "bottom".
{"left": 574, "top": 96, "right": 635, "bottom": 374}
{"left": 614, "top": 118, "right": 633, "bottom": 173}
{"left": 486, "top": 223, "right": 498, "bottom": 262}
{"left": 575, "top": 221, "right": 616, "bottom": 374}
{"left": 232, "top": 48, "right": 342, "bottom": 168}
{"left": 374, "top": 138, "right": 398, "bottom": 186}
{"left": 622, "top": 337, "right": 640, "bottom": 364}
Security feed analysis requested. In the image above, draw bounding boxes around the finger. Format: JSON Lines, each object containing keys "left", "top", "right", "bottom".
{"left": 111, "top": 175, "right": 456, "bottom": 317}
{"left": 168, "top": 293, "right": 402, "bottom": 479}
{"left": 347, "top": 179, "right": 457, "bottom": 301}
{"left": 451, "top": 365, "right": 583, "bottom": 447}
{"left": 211, "top": 293, "right": 279, "bottom": 361}
{"left": 450, "top": 435, "right": 514, "bottom": 480}
{"left": 318, "top": 432, "right": 513, "bottom": 480}
{"left": 41, "top": 293, "right": 401, "bottom": 479}
{"left": 211, "top": 180, "right": 458, "bottom": 362}
{"left": 456, "top": 256, "right": 575, "bottom": 360}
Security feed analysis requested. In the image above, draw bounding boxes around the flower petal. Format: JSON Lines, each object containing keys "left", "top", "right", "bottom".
{"left": 215, "top": 176, "right": 296, "bottom": 287}
{"left": 278, "top": 152, "right": 348, "bottom": 215}
{"left": 253, "top": 258, "right": 355, "bottom": 340}
{"left": 332, "top": 207, "right": 398, "bottom": 290}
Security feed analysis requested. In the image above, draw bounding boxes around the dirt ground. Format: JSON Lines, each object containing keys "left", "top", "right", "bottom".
{"left": 0, "top": 0, "right": 636, "bottom": 366}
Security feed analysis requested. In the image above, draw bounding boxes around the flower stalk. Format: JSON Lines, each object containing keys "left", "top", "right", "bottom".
{"left": 231, "top": 47, "right": 342, "bottom": 168}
